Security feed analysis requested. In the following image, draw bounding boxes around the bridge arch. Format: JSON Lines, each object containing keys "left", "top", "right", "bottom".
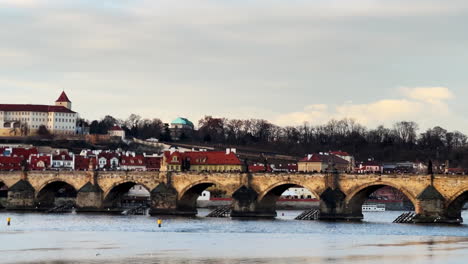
{"left": 103, "top": 180, "right": 152, "bottom": 209}
{"left": 258, "top": 181, "right": 320, "bottom": 201}
{"left": 0, "top": 181, "right": 8, "bottom": 208}
{"left": 177, "top": 180, "right": 226, "bottom": 214}
{"left": 256, "top": 181, "right": 320, "bottom": 217}
{"left": 345, "top": 182, "right": 419, "bottom": 218}
{"left": 36, "top": 180, "right": 78, "bottom": 209}
{"left": 35, "top": 179, "right": 82, "bottom": 197}
{"left": 445, "top": 189, "right": 468, "bottom": 221}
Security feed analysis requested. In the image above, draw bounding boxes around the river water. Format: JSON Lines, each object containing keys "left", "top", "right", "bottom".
{"left": 1, "top": 210, "right": 468, "bottom": 264}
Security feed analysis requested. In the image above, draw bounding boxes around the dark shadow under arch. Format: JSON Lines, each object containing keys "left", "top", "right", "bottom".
{"left": 346, "top": 184, "right": 415, "bottom": 219}
{"left": 446, "top": 191, "right": 468, "bottom": 221}
{"left": 178, "top": 182, "right": 217, "bottom": 214}
{"left": 103, "top": 182, "right": 150, "bottom": 209}
{"left": 258, "top": 184, "right": 318, "bottom": 217}
{"left": 36, "top": 181, "right": 77, "bottom": 209}
{"left": 0, "top": 182, "right": 7, "bottom": 208}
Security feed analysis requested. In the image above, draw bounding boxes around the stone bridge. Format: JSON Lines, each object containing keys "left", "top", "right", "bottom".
{"left": 0, "top": 171, "right": 467, "bottom": 224}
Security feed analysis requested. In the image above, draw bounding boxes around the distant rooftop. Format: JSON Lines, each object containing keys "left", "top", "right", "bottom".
{"left": 56, "top": 91, "right": 71, "bottom": 102}
{"left": 171, "top": 117, "right": 194, "bottom": 127}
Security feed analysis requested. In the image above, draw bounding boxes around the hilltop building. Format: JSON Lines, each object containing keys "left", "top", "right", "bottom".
{"left": 108, "top": 125, "right": 125, "bottom": 140}
{"left": 0, "top": 91, "right": 78, "bottom": 136}
{"left": 170, "top": 117, "right": 194, "bottom": 140}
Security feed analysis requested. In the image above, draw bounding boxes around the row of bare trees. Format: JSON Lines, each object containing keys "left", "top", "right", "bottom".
{"left": 86, "top": 114, "right": 468, "bottom": 167}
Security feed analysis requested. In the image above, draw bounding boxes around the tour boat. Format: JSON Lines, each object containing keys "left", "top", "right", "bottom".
{"left": 362, "top": 203, "right": 386, "bottom": 212}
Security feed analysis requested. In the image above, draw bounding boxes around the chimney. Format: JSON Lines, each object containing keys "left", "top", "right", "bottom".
{"left": 231, "top": 148, "right": 236, "bottom": 154}
{"left": 307, "top": 154, "right": 312, "bottom": 160}
{"left": 226, "top": 148, "right": 230, "bottom": 155}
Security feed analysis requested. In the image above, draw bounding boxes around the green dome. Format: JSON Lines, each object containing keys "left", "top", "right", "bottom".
{"left": 171, "top": 117, "right": 194, "bottom": 127}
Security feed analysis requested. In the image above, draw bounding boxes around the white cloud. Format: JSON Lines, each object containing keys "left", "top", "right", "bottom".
{"left": 399, "top": 86, "right": 453, "bottom": 103}
{"left": 274, "top": 87, "right": 463, "bottom": 131}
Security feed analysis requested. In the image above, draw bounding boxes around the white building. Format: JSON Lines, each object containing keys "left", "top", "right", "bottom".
{"left": 281, "top": 187, "right": 315, "bottom": 199}
{"left": 0, "top": 91, "right": 78, "bottom": 136}
{"left": 197, "top": 191, "right": 211, "bottom": 201}
{"left": 127, "top": 185, "right": 150, "bottom": 197}
{"left": 108, "top": 125, "right": 125, "bottom": 140}
{"left": 51, "top": 152, "right": 75, "bottom": 170}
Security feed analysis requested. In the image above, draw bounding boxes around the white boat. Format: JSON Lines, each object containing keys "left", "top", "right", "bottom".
{"left": 362, "top": 203, "right": 386, "bottom": 212}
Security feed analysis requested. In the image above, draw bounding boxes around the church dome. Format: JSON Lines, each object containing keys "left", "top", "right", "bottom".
{"left": 171, "top": 117, "right": 194, "bottom": 128}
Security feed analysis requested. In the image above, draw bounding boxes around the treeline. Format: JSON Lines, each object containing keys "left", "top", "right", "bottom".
{"left": 84, "top": 115, "right": 468, "bottom": 167}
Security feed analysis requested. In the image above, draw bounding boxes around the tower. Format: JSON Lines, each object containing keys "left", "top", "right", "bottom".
{"left": 55, "top": 91, "right": 72, "bottom": 110}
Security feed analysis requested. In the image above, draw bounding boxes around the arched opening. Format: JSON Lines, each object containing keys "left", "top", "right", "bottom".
{"left": 346, "top": 184, "right": 415, "bottom": 220}
{"left": 178, "top": 182, "right": 221, "bottom": 215}
{"left": 0, "top": 182, "right": 8, "bottom": 208}
{"left": 258, "top": 183, "right": 319, "bottom": 218}
{"left": 103, "top": 182, "right": 150, "bottom": 212}
{"left": 446, "top": 191, "right": 468, "bottom": 222}
{"left": 36, "top": 181, "right": 78, "bottom": 209}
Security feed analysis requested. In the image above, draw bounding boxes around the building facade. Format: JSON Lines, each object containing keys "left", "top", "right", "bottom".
{"left": 298, "top": 153, "right": 349, "bottom": 172}
{"left": 0, "top": 92, "right": 78, "bottom": 136}
{"left": 161, "top": 149, "right": 243, "bottom": 172}
{"left": 108, "top": 125, "right": 125, "bottom": 140}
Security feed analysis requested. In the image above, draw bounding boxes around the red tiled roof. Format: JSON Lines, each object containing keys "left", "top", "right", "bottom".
{"left": 109, "top": 126, "right": 123, "bottom": 131}
{"left": 11, "top": 148, "right": 38, "bottom": 159}
{"left": 145, "top": 157, "right": 161, "bottom": 170}
{"left": 53, "top": 152, "right": 73, "bottom": 161}
{"left": 121, "top": 155, "right": 145, "bottom": 166}
{"left": 56, "top": 91, "right": 71, "bottom": 102}
{"left": 98, "top": 152, "right": 120, "bottom": 159}
{"left": 30, "top": 155, "right": 51, "bottom": 170}
{"left": 249, "top": 164, "right": 272, "bottom": 172}
{"left": 0, "top": 104, "right": 75, "bottom": 113}
{"left": 0, "top": 156, "right": 23, "bottom": 170}
{"left": 165, "top": 151, "right": 242, "bottom": 165}
{"left": 330, "top": 151, "right": 351, "bottom": 157}
{"left": 75, "top": 156, "right": 96, "bottom": 170}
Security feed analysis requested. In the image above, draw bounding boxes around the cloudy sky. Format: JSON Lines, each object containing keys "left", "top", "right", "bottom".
{"left": 1, "top": 0, "right": 468, "bottom": 132}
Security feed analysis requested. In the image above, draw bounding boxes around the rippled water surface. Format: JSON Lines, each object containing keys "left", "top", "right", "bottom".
{"left": 2, "top": 210, "right": 468, "bottom": 264}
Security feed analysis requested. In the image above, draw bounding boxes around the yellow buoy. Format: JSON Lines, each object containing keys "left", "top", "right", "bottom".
{"left": 157, "top": 219, "right": 162, "bottom": 228}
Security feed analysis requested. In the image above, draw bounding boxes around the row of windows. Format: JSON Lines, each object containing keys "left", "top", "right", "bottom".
{"left": 43, "top": 125, "right": 75, "bottom": 130}
{"left": 56, "top": 112, "right": 75, "bottom": 117}
{"left": 1, "top": 117, "right": 75, "bottom": 123}
{"left": 55, "top": 118, "right": 75, "bottom": 123}
{"left": 4, "top": 112, "right": 50, "bottom": 116}
{"left": 52, "top": 161, "right": 72, "bottom": 166}
{"left": 3, "top": 112, "right": 75, "bottom": 117}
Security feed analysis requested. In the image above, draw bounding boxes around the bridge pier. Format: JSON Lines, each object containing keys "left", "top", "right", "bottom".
{"left": 412, "top": 185, "right": 461, "bottom": 224}
{"left": 75, "top": 182, "right": 104, "bottom": 213}
{"left": 230, "top": 186, "right": 276, "bottom": 218}
{"left": 148, "top": 183, "right": 187, "bottom": 216}
{"left": 6, "top": 180, "right": 36, "bottom": 211}
{"left": 318, "top": 187, "right": 356, "bottom": 221}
